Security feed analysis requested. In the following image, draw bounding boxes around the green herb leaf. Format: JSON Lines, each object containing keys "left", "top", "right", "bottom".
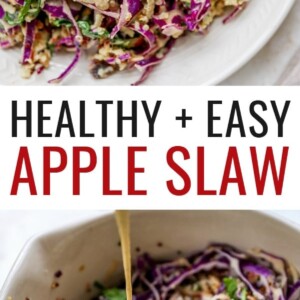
{"left": 4, "top": 12, "right": 16, "bottom": 25}
{"left": 77, "top": 20, "right": 108, "bottom": 39}
{"left": 30, "top": 0, "right": 42, "bottom": 20}
{"left": 111, "top": 37, "right": 142, "bottom": 49}
{"left": 77, "top": 20, "right": 90, "bottom": 31}
{"left": 103, "top": 288, "right": 126, "bottom": 300}
{"left": 241, "top": 288, "right": 247, "bottom": 300}
{"left": 51, "top": 19, "right": 108, "bottom": 38}
{"left": 223, "top": 277, "right": 238, "bottom": 300}
{"left": 5, "top": 0, "right": 33, "bottom": 25}
{"left": 52, "top": 18, "right": 72, "bottom": 27}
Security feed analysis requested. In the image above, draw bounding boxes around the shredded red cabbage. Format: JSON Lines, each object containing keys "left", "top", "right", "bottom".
{"left": 48, "top": 0, "right": 82, "bottom": 83}
{"left": 111, "top": 0, "right": 142, "bottom": 38}
{"left": 97, "top": 244, "right": 299, "bottom": 300}
{"left": 0, "top": 5, "right": 4, "bottom": 19}
{"left": 22, "top": 20, "right": 36, "bottom": 63}
{"left": 43, "top": 1, "right": 67, "bottom": 19}
{"left": 185, "top": 0, "right": 210, "bottom": 31}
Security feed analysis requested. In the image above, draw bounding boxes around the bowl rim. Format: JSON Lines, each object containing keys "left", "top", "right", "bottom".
{"left": 1, "top": 210, "right": 300, "bottom": 298}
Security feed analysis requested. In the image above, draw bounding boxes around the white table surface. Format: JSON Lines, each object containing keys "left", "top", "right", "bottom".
{"left": 0, "top": 210, "right": 299, "bottom": 291}
{"left": 222, "top": 0, "right": 300, "bottom": 85}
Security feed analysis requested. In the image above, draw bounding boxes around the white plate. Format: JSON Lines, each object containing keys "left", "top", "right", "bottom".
{"left": 0, "top": 0, "right": 295, "bottom": 86}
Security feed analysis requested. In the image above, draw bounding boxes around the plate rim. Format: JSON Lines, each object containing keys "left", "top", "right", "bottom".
{"left": 206, "top": 0, "right": 296, "bottom": 86}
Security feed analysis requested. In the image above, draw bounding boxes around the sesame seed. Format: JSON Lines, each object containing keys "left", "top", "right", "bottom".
{"left": 54, "top": 270, "right": 63, "bottom": 278}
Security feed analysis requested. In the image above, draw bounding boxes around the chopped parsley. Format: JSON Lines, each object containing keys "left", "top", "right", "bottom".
{"left": 93, "top": 282, "right": 126, "bottom": 300}
{"left": 52, "top": 19, "right": 108, "bottom": 39}
{"left": 103, "top": 288, "right": 127, "bottom": 300}
{"left": 4, "top": 0, "right": 34, "bottom": 25}
{"left": 223, "top": 277, "right": 238, "bottom": 299}
{"left": 77, "top": 20, "right": 108, "bottom": 39}
{"left": 111, "top": 37, "right": 142, "bottom": 49}
{"left": 52, "top": 19, "right": 72, "bottom": 27}
{"left": 223, "top": 277, "right": 248, "bottom": 300}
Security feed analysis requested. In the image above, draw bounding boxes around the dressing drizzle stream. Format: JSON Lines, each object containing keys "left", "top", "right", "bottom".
{"left": 115, "top": 210, "right": 132, "bottom": 300}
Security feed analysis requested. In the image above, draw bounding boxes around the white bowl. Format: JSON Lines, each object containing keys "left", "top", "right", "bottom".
{"left": 1, "top": 211, "right": 300, "bottom": 300}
